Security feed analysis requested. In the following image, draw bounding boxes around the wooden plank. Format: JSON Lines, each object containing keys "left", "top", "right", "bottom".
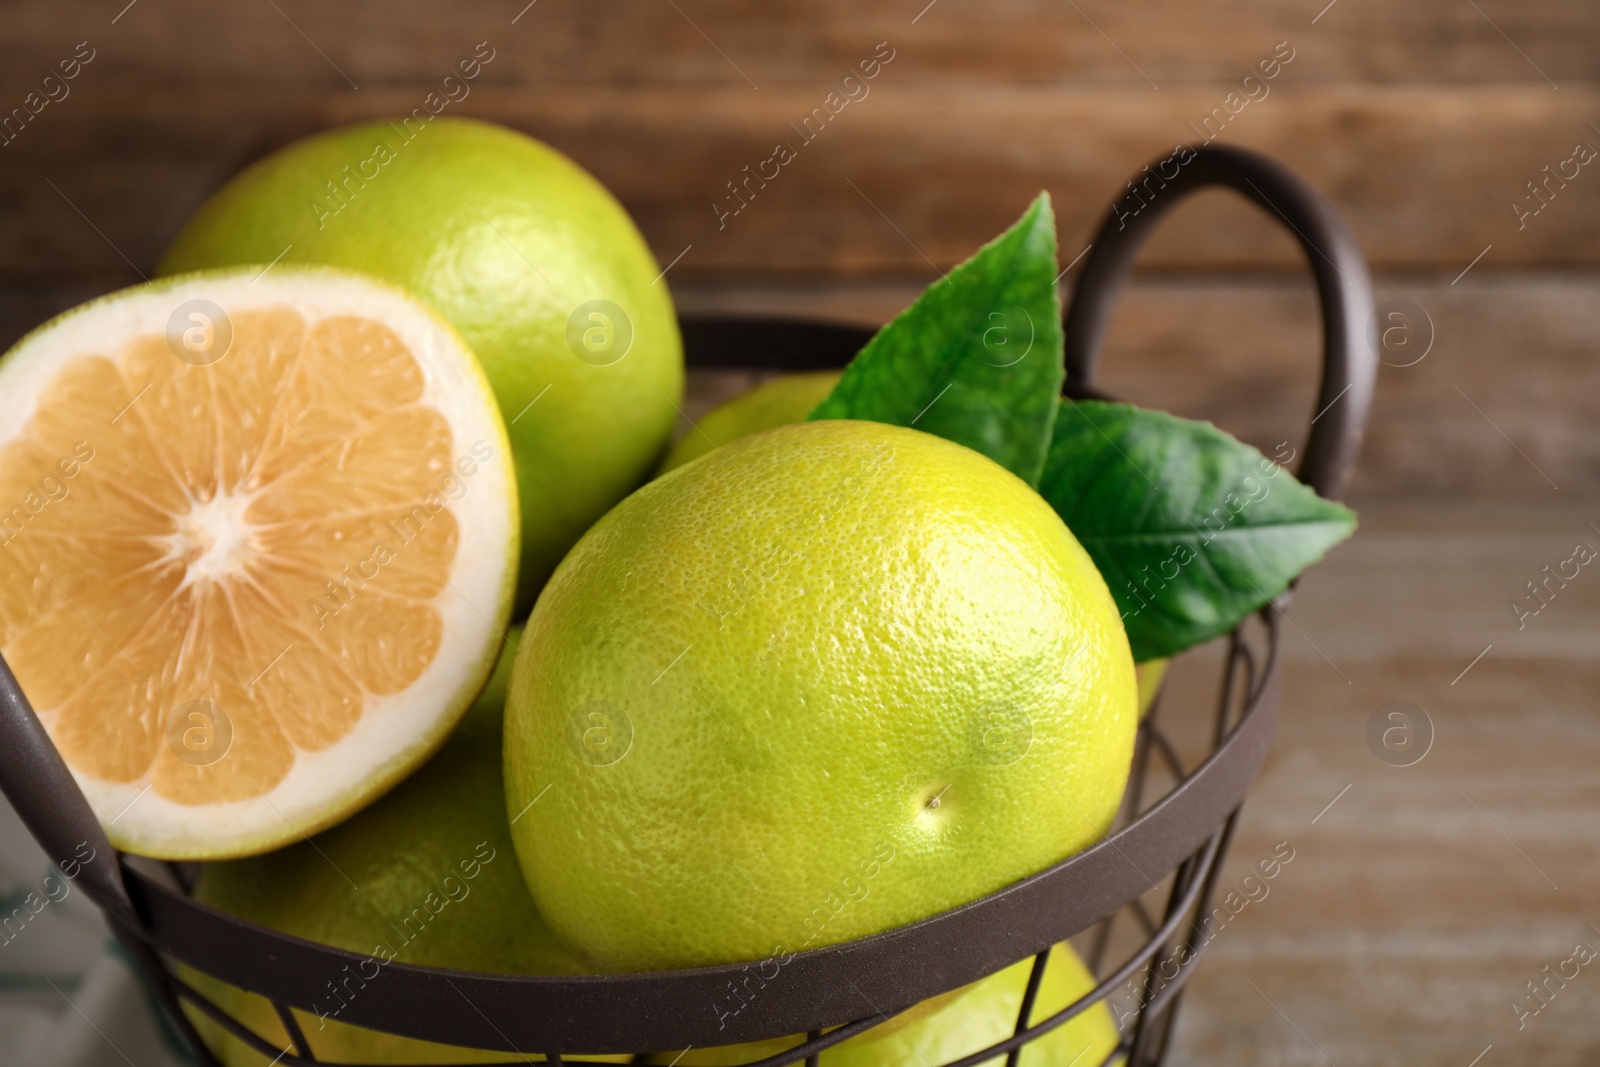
{"left": 1166, "top": 494, "right": 1600, "bottom": 1063}
{"left": 1, "top": 86, "right": 1597, "bottom": 284}
{"left": 1, "top": 0, "right": 1593, "bottom": 92}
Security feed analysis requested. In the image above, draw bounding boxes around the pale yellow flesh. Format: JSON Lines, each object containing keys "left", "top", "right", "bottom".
{"left": 0, "top": 290, "right": 496, "bottom": 853}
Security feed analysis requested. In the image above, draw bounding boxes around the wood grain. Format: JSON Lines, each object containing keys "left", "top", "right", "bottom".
{"left": 4, "top": 85, "right": 1598, "bottom": 285}
{"left": 3, "top": 0, "right": 1595, "bottom": 282}
{"left": 1169, "top": 495, "right": 1600, "bottom": 1064}
{"left": 1, "top": 0, "right": 1593, "bottom": 92}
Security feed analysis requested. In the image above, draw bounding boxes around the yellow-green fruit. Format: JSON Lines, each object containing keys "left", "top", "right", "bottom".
{"left": 658, "top": 371, "right": 841, "bottom": 474}
{"left": 160, "top": 118, "right": 683, "bottom": 613}
{"left": 506, "top": 420, "right": 1137, "bottom": 971}
{"left": 667, "top": 374, "right": 1169, "bottom": 722}
{"left": 183, "top": 631, "right": 595, "bottom": 1066}
{"left": 659, "top": 941, "right": 1119, "bottom": 1067}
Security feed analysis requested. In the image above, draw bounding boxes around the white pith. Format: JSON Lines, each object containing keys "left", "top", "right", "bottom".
{"left": 0, "top": 269, "right": 517, "bottom": 858}
{"left": 167, "top": 491, "right": 258, "bottom": 590}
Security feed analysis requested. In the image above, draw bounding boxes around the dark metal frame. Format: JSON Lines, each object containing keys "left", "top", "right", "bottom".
{"left": 0, "top": 145, "right": 1373, "bottom": 1066}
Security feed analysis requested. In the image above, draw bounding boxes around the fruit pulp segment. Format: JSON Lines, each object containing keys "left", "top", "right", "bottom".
{"left": 0, "top": 309, "right": 459, "bottom": 805}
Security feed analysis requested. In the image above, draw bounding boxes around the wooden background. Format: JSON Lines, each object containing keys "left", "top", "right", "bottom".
{"left": 3, "top": 3, "right": 1599, "bottom": 1064}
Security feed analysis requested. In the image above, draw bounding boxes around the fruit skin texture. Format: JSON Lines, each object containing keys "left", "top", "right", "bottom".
{"left": 670, "top": 371, "right": 1173, "bottom": 716}
{"left": 506, "top": 420, "right": 1137, "bottom": 972}
{"left": 658, "top": 942, "right": 1120, "bottom": 1067}
{"left": 658, "top": 371, "right": 841, "bottom": 474}
{"left": 160, "top": 118, "right": 684, "bottom": 613}
{"left": 184, "top": 630, "right": 598, "bottom": 1066}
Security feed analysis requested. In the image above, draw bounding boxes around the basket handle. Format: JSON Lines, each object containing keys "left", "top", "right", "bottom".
{"left": 0, "top": 652, "right": 139, "bottom": 927}
{"left": 1062, "top": 144, "right": 1375, "bottom": 502}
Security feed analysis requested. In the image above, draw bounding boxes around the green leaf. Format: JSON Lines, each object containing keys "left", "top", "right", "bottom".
{"left": 1040, "top": 401, "right": 1357, "bottom": 661}
{"left": 807, "top": 193, "right": 1064, "bottom": 486}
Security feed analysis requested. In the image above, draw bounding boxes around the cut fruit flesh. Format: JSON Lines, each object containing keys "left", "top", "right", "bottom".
{"left": 0, "top": 268, "right": 518, "bottom": 859}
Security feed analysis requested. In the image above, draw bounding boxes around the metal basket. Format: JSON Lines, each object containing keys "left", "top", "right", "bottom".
{"left": 0, "top": 145, "right": 1374, "bottom": 1067}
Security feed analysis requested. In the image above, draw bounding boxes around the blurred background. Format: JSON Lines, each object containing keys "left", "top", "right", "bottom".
{"left": 1, "top": 2, "right": 1597, "bottom": 1064}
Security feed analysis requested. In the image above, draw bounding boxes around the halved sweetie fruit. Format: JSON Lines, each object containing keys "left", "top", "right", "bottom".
{"left": 0, "top": 267, "right": 518, "bottom": 859}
